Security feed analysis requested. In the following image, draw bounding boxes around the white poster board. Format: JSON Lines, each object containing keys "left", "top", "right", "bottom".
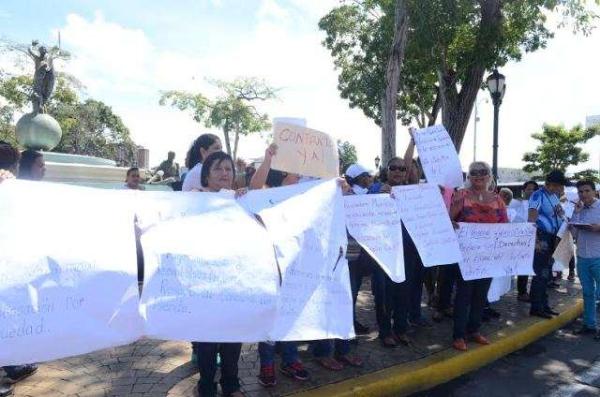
{"left": 0, "top": 181, "right": 142, "bottom": 365}
{"left": 392, "top": 183, "right": 462, "bottom": 266}
{"left": 457, "top": 222, "right": 536, "bottom": 281}
{"left": 238, "top": 179, "right": 321, "bottom": 214}
{"left": 139, "top": 192, "right": 279, "bottom": 342}
{"left": 552, "top": 231, "right": 575, "bottom": 270}
{"left": 271, "top": 122, "right": 339, "bottom": 179}
{"left": 258, "top": 179, "right": 354, "bottom": 341}
{"left": 344, "top": 194, "right": 405, "bottom": 282}
{"left": 488, "top": 277, "right": 512, "bottom": 302}
{"left": 413, "top": 125, "right": 464, "bottom": 188}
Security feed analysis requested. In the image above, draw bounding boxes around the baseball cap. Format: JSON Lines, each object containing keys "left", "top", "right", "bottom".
{"left": 345, "top": 164, "right": 370, "bottom": 179}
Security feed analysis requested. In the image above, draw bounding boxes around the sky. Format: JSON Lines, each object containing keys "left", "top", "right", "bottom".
{"left": 0, "top": 0, "right": 598, "bottom": 175}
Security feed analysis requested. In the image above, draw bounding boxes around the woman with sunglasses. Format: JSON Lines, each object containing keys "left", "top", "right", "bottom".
{"left": 449, "top": 161, "right": 508, "bottom": 351}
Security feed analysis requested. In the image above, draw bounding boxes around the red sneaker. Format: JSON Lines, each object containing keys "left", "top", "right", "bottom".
{"left": 258, "top": 364, "right": 276, "bottom": 387}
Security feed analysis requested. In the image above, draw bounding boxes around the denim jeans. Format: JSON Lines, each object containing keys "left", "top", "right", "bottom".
{"left": 258, "top": 341, "right": 298, "bottom": 366}
{"left": 530, "top": 231, "right": 557, "bottom": 312}
{"left": 577, "top": 257, "right": 600, "bottom": 328}
{"left": 453, "top": 275, "right": 492, "bottom": 339}
{"left": 195, "top": 342, "right": 241, "bottom": 397}
{"left": 372, "top": 265, "right": 409, "bottom": 337}
{"left": 311, "top": 338, "right": 351, "bottom": 358}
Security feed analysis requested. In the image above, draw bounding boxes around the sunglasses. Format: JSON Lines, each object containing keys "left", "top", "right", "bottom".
{"left": 469, "top": 169, "right": 490, "bottom": 177}
{"left": 388, "top": 165, "right": 407, "bottom": 172}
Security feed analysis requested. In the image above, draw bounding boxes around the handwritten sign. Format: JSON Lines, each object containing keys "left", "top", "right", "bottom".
{"left": 392, "top": 183, "right": 462, "bottom": 266}
{"left": 258, "top": 179, "right": 354, "bottom": 341}
{"left": 271, "top": 122, "right": 339, "bottom": 179}
{"left": 238, "top": 179, "right": 321, "bottom": 214}
{"left": 456, "top": 222, "right": 536, "bottom": 281}
{"left": 488, "top": 277, "right": 512, "bottom": 302}
{"left": 139, "top": 193, "right": 279, "bottom": 342}
{"left": 552, "top": 231, "right": 575, "bottom": 270}
{"left": 413, "top": 125, "right": 464, "bottom": 188}
{"left": 0, "top": 181, "right": 142, "bottom": 366}
{"left": 344, "top": 195, "right": 405, "bottom": 282}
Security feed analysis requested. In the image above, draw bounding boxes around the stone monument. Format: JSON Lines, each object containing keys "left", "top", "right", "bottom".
{"left": 15, "top": 40, "right": 68, "bottom": 150}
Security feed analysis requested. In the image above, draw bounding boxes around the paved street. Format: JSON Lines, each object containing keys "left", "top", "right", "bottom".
{"left": 3, "top": 278, "right": 582, "bottom": 397}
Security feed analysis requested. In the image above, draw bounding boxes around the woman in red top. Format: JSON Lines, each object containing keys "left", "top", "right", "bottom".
{"left": 449, "top": 161, "right": 508, "bottom": 351}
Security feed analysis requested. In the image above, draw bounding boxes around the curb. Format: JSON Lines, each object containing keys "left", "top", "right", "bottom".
{"left": 294, "top": 299, "right": 583, "bottom": 397}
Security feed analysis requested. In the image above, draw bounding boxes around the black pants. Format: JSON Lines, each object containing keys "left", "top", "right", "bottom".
{"left": 517, "top": 275, "right": 529, "bottom": 295}
{"left": 438, "top": 264, "right": 460, "bottom": 311}
{"left": 403, "top": 226, "right": 425, "bottom": 322}
{"left": 196, "top": 342, "right": 241, "bottom": 397}
{"left": 372, "top": 266, "right": 409, "bottom": 337}
{"left": 530, "top": 231, "right": 556, "bottom": 312}
{"left": 453, "top": 275, "right": 492, "bottom": 339}
{"left": 349, "top": 250, "right": 375, "bottom": 323}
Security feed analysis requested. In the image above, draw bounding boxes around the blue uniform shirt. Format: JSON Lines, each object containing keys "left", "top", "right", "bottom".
{"left": 528, "top": 187, "right": 563, "bottom": 235}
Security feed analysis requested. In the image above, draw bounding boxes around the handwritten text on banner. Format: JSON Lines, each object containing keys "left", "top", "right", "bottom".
{"left": 413, "top": 125, "right": 464, "bottom": 188}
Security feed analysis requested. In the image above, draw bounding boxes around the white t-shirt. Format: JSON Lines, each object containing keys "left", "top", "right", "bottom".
{"left": 182, "top": 163, "right": 203, "bottom": 192}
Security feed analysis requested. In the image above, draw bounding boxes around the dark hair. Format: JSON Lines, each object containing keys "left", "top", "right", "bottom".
{"left": 386, "top": 156, "right": 404, "bottom": 168}
{"left": 17, "top": 149, "right": 42, "bottom": 180}
{"left": 522, "top": 180, "right": 539, "bottom": 190}
{"left": 576, "top": 179, "right": 596, "bottom": 191}
{"left": 126, "top": 167, "right": 140, "bottom": 178}
{"left": 200, "top": 151, "right": 235, "bottom": 188}
{"left": 0, "top": 140, "right": 20, "bottom": 171}
{"left": 265, "top": 169, "right": 288, "bottom": 188}
{"left": 185, "top": 134, "right": 220, "bottom": 169}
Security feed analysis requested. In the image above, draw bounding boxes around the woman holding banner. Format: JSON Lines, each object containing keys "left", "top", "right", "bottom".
{"left": 449, "top": 161, "right": 508, "bottom": 351}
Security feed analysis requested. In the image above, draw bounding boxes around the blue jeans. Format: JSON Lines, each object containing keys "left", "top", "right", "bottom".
{"left": 577, "top": 257, "right": 600, "bottom": 328}
{"left": 258, "top": 342, "right": 298, "bottom": 366}
{"left": 311, "top": 339, "right": 351, "bottom": 358}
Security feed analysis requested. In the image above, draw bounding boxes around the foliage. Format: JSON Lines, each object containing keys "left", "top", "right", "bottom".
{"left": 160, "top": 77, "right": 276, "bottom": 161}
{"left": 522, "top": 124, "right": 599, "bottom": 175}
{"left": 319, "top": 0, "right": 599, "bottom": 151}
{"left": 338, "top": 140, "right": 358, "bottom": 172}
{"left": 573, "top": 169, "right": 600, "bottom": 184}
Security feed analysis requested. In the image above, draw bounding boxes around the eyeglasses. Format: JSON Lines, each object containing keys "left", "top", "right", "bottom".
{"left": 469, "top": 169, "right": 489, "bottom": 177}
{"left": 388, "top": 165, "right": 407, "bottom": 172}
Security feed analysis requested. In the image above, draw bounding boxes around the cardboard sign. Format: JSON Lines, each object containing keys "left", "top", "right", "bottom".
{"left": 413, "top": 125, "right": 464, "bottom": 188}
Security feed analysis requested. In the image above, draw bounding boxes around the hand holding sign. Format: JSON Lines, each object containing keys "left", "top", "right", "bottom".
{"left": 413, "top": 125, "right": 464, "bottom": 188}
{"left": 271, "top": 122, "right": 339, "bottom": 179}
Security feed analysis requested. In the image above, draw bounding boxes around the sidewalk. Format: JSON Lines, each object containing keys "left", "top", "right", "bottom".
{"left": 6, "top": 278, "right": 582, "bottom": 397}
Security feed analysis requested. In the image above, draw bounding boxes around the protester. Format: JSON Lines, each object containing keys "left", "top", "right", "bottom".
{"left": 124, "top": 167, "right": 145, "bottom": 190}
{"left": 528, "top": 170, "right": 567, "bottom": 319}
{"left": 515, "top": 181, "right": 539, "bottom": 301}
{"left": 449, "top": 161, "right": 508, "bottom": 351}
{"left": 195, "top": 151, "right": 245, "bottom": 397}
{"left": 17, "top": 149, "right": 45, "bottom": 181}
{"left": 181, "top": 134, "right": 222, "bottom": 192}
{"left": 0, "top": 142, "right": 38, "bottom": 396}
{"left": 570, "top": 180, "right": 600, "bottom": 339}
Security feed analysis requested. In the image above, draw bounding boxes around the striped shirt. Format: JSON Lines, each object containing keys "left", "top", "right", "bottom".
{"left": 529, "top": 188, "right": 563, "bottom": 235}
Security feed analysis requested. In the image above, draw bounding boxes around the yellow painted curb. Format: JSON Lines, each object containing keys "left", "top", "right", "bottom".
{"left": 294, "top": 300, "right": 583, "bottom": 397}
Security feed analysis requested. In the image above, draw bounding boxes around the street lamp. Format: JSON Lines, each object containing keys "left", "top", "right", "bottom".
{"left": 473, "top": 98, "right": 488, "bottom": 163}
{"left": 486, "top": 69, "right": 506, "bottom": 182}
{"left": 374, "top": 155, "right": 381, "bottom": 171}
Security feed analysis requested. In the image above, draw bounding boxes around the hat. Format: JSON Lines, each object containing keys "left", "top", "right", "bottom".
{"left": 545, "top": 170, "right": 570, "bottom": 186}
{"left": 345, "top": 164, "right": 370, "bottom": 179}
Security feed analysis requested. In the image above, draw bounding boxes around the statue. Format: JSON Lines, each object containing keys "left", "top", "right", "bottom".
{"left": 27, "top": 40, "right": 64, "bottom": 114}
{"left": 155, "top": 151, "right": 180, "bottom": 181}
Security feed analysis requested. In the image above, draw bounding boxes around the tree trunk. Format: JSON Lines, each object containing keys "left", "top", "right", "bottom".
{"left": 232, "top": 129, "right": 240, "bottom": 162}
{"left": 381, "top": 0, "right": 409, "bottom": 165}
{"left": 439, "top": 0, "right": 501, "bottom": 152}
{"left": 223, "top": 128, "right": 232, "bottom": 157}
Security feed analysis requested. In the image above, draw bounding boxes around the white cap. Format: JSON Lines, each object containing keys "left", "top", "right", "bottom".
{"left": 345, "top": 164, "right": 370, "bottom": 179}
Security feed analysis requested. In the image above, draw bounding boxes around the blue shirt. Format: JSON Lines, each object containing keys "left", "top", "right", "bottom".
{"left": 528, "top": 188, "right": 563, "bottom": 235}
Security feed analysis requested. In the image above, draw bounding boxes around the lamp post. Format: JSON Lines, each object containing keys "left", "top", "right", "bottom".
{"left": 486, "top": 69, "right": 506, "bottom": 182}
{"left": 473, "top": 98, "right": 488, "bottom": 163}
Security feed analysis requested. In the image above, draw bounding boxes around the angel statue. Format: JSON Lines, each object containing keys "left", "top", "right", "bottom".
{"left": 26, "top": 39, "right": 68, "bottom": 114}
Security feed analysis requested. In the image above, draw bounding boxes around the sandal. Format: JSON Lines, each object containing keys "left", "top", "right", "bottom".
{"left": 336, "top": 354, "right": 364, "bottom": 367}
{"left": 315, "top": 357, "right": 344, "bottom": 371}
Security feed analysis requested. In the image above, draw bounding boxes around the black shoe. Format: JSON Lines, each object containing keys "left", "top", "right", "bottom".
{"left": 0, "top": 384, "right": 13, "bottom": 397}
{"left": 544, "top": 307, "right": 559, "bottom": 316}
{"left": 574, "top": 326, "right": 597, "bottom": 335}
{"left": 530, "top": 310, "right": 553, "bottom": 319}
{"left": 4, "top": 364, "right": 38, "bottom": 383}
{"left": 484, "top": 307, "right": 501, "bottom": 319}
{"left": 547, "top": 281, "right": 560, "bottom": 289}
{"left": 354, "top": 321, "right": 370, "bottom": 335}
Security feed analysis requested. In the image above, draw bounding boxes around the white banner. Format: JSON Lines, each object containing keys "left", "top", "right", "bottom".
{"left": 392, "top": 183, "right": 462, "bottom": 266}
{"left": 413, "top": 125, "right": 464, "bottom": 188}
{"left": 344, "top": 194, "right": 405, "bottom": 282}
{"left": 139, "top": 192, "right": 279, "bottom": 342}
{"left": 271, "top": 122, "right": 339, "bottom": 179}
{"left": 457, "top": 222, "right": 536, "bottom": 281}
{"left": 238, "top": 179, "right": 321, "bottom": 214}
{"left": 552, "top": 231, "right": 575, "bottom": 270}
{"left": 0, "top": 181, "right": 142, "bottom": 366}
{"left": 258, "top": 179, "right": 354, "bottom": 341}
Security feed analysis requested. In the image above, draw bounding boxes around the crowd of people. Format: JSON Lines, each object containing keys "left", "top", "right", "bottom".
{"left": 1, "top": 132, "right": 599, "bottom": 397}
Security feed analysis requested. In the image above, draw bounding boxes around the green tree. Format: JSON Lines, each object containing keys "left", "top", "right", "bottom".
{"left": 319, "top": 0, "right": 598, "bottom": 162}
{"left": 160, "top": 77, "right": 276, "bottom": 161}
{"left": 573, "top": 169, "right": 600, "bottom": 183}
{"left": 338, "top": 140, "right": 358, "bottom": 172}
{"left": 522, "top": 124, "right": 599, "bottom": 175}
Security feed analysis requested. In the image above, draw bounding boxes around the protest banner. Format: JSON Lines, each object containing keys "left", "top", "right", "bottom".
{"left": 139, "top": 192, "right": 279, "bottom": 342}
{"left": 457, "top": 222, "right": 536, "bottom": 280}
{"left": 344, "top": 194, "right": 405, "bottom": 282}
{"left": 0, "top": 181, "right": 142, "bottom": 366}
{"left": 271, "top": 122, "right": 339, "bottom": 179}
{"left": 392, "top": 183, "right": 462, "bottom": 266}
{"left": 238, "top": 179, "right": 321, "bottom": 214}
{"left": 488, "top": 277, "right": 512, "bottom": 302}
{"left": 258, "top": 179, "right": 354, "bottom": 341}
{"left": 552, "top": 230, "right": 575, "bottom": 270}
{"left": 413, "top": 125, "right": 464, "bottom": 188}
